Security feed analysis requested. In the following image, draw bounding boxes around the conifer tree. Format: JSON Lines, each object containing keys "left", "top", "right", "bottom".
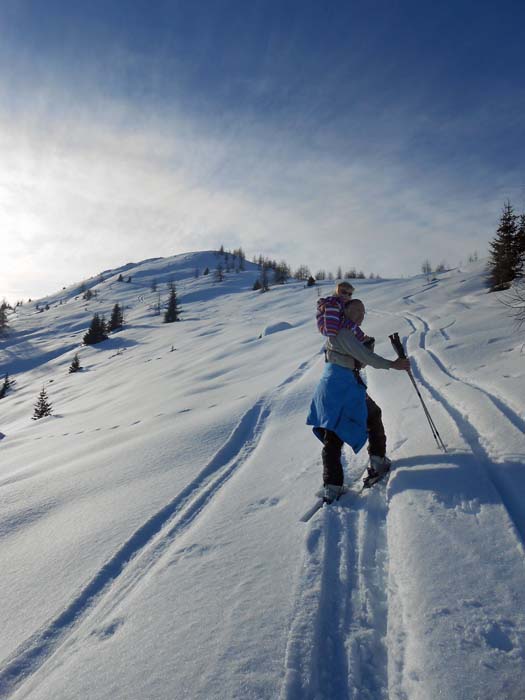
{"left": 32, "top": 386, "right": 53, "bottom": 420}
{"left": 0, "top": 373, "right": 13, "bottom": 399}
{"left": 274, "top": 261, "right": 290, "bottom": 285}
{"left": 515, "top": 214, "right": 525, "bottom": 277}
{"left": 108, "top": 303, "right": 124, "bottom": 332}
{"left": 83, "top": 313, "right": 109, "bottom": 345}
{"left": 164, "top": 286, "right": 180, "bottom": 323}
{"left": 260, "top": 266, "right": 270, "bottom": 292}
{"left": 488, "top": 201, "right": 519, "bottom": 291}
{"left": 214, "top": 265, "right": 225, "bottom": 283}
{"left": 69, "top": 354, "right": 82, "bottom": 374}
{"left": 0, "top": 301, "right": 9, "bottom": 335}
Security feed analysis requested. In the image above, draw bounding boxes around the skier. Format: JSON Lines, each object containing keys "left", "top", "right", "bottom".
{"left": 307, "top": 299, "right": 410, "bottom": 503}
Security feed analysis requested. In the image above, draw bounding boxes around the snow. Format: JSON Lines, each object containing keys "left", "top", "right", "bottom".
{"left": 1, "top": 255, "right": 524, "bottom": 699}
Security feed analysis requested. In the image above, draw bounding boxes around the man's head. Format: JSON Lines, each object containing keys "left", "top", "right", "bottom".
{"left": 344, "top": 298, "right": 365, "bottom": 325}
{"left": 335, "top": 281, "right": 354, "bottom": 300}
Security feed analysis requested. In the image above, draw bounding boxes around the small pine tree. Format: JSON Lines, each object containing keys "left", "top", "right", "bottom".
{"left": 294, "top": 265, "right": 311, "bottom": 281}
{"left": 260, "top": 267, "right": 270, "bottom": 292}
{"left": 0, "top": 301, "right": 9, "bottom": 335}
{"left": 252, "top": 279, "right": 262, "bottom": 291}
{"left": 214, "top": 265, "right": 225, "bottom": 283}
{"left": 108, "top": 303, "right": 124, "bottom": 332}
{"left": 488, "top": 201, "right": 519, "bottom": 291}
{"left": 69, "top": 353, "right": 82, "bottom": 373}
{"left": 307, "top": 276, "right": 316, "bottom": 287}
{"left": 515, "top": 214, "right": 525, "bottom": 277}
{"left": 83, "top": 313, "right": 109, "bottom": 345}
{"left": 0, "top": 373, "right": 13, "bottom": 398}
{"left": 422, "top": 259, "right": 432, "bottom": 277}
{"left": 164, "top": 286, "right": 181, "bottom": 323}
{"left": 203, "top": 267, "right": 209, "bottom": 275}
{"left": 274, "top": 261, "right": 290, "bottom": 285}
{"left": 32, "top": 386, "right": 53, "bottom": 420}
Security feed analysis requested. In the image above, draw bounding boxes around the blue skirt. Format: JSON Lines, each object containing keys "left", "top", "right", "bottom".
{"left": 306, "top": 363, "right": 368, "bottom": 453}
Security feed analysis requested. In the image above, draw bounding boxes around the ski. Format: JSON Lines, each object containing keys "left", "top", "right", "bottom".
{"left": 300, "top": 468, "right": 390, "bottom": 522}
{"left": 299, "top": 498, "right": 325, "bottom": 523}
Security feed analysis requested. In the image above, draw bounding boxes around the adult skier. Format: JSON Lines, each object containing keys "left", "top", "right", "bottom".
{"left": 306, "top": 299, "right": 410, "bottom": 503}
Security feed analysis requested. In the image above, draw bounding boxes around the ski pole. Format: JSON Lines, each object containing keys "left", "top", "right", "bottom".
{"left": 389, "top": 332, "right": 447, "bottom": 453}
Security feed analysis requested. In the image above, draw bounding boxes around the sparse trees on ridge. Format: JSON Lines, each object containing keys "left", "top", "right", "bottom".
{"left": 294, "top": 265, "right": 311, "bottom": 281}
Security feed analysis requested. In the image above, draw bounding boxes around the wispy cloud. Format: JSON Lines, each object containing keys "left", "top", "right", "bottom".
{"left": 0, "top": 89, "right": 513, "bottom": 301}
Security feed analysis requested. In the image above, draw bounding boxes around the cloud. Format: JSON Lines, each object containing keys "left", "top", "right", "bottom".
{"left": 0, "top": 86, "right": 508, "bottom": 301}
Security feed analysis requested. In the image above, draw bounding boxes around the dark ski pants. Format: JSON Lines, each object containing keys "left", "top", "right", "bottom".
{"left": 322, "top": 394, "right": 387, "bottom": 485}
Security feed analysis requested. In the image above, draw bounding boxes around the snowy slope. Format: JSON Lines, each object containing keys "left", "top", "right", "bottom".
{"left": 0, "top": 256, "right": 524, "bottom": 700}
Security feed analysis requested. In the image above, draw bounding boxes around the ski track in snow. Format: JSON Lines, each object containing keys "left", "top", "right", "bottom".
{"left": 281, "top": 480, "right": 391, "bottom": 700}
{"left": 282, "top": 300, "right": 525, "bottom": 700}
{"left": 0, "top": 354, "right": 321, "bottom": 699}
{"left": 402, "top": 310, "right": 525, "bottom": 548}
{"left": 404, "top": 311, "right": 525, "bottom": 435}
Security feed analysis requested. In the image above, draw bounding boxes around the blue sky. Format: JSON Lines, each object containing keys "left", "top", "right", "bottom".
{"left": 1, "top": 0, "right": 524, "bottom": 299}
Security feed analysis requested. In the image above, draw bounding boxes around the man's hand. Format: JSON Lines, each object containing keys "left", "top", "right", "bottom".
{"left": 391, "top": 357, "right": 411, "bottom": 371}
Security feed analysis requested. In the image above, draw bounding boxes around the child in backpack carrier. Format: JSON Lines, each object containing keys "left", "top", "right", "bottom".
{"left": 317, "top": 281, "right": 366, "bottom": 342}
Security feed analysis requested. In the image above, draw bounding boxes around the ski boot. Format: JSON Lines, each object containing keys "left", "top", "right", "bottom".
{"left": 363, "top": 455, "right": 391, "bottom": 488}
{"left": 322, "top": 483, "right": 347, "bottom": 504}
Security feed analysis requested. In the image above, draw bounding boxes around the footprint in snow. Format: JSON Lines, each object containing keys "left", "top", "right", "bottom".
{"left": 245, "top": 497, "right": 280, "bottom": 515}
{"left": 482, "top": 622, "right": 514, "bottom": 653}
{"left": 92, "top": 618, "right": 125, "bottom": 641}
